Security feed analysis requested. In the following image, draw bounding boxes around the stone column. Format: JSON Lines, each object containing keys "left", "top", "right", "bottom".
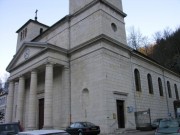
{"left": 5, "top": 81, "right": 14, "bottom": 123}
{"left": 27, "top": 70, "right": 37, "bottom": 130}
{"left": 43, "top": 63, "right": 53, "bottom": 129}
{"left": 61, "top": 66, "right": 71, "bottom": 127}
{"left": 16, "top": 76, "right": 25, "bottom": 124}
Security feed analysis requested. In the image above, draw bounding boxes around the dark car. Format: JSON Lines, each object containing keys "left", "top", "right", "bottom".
{"left": 0, "top": 122, "right": 23, "bottom": 135}
{"left": 66, "top": 122, "right": 100, "bottom": 135}
{"left": 151, "top": 118, "right": 164, "bottom": 129}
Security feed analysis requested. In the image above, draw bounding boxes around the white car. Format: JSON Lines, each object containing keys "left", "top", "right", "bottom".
{"left": 18, "top": 129, "right": 70, "bottom": 135}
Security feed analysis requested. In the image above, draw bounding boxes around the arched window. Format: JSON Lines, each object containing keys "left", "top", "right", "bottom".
{"left": 147, "top": 74, "right": 153, "bottom": 94}
{"left": 167, "top": 81, "right": 172, "bottom": 98}
{"left": 134, "top": 69, "right": 141, "bottom": 92}
{"left": 174, "top": 84, "right": 179, "bottom": 100}
{"left": 158, "top": 78, "right": 163, "bottom": 96}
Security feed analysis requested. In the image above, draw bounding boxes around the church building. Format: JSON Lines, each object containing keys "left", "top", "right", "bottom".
{"left": 5, "top": 0, "right": 180, "bottom": 134}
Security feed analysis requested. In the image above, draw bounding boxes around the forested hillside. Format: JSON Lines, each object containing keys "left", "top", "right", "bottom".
{"left": 127, "top": 26, "right": 180, "bottom": 74}
{"left": 148, "top": 27, "right": 180, "bottom": 74}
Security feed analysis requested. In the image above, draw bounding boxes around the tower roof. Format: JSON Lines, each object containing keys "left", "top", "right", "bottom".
{"left": 16, "top": 19, "right": 49, "bottom": 33}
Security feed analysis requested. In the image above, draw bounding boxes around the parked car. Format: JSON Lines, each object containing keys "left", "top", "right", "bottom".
{"left": 151, "top": 118, "right": 164, "bottom": 129}
{"left": 0, "top": 122, "right": 23, "bottom": 135}
{"left": 155, "top": 119, "right": 180, "bottom": 135}
{"left": 18, "top": 129, "right": 70, "bottom": 135}
{"left": 66, "top": 122, "right": 100, "bottom": 135}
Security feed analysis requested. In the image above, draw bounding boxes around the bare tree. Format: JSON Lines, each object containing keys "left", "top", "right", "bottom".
{"left": 0, "top": 79, "right": 3, "bottom": 94}
{"left": 163, "top": 27, "right": 172, "bottom": 39}
{"left": 0, "top": 73, "right": 9, "bottom": 92}
{"left": 127, "top": 26, "right": 150, "bottom": 51}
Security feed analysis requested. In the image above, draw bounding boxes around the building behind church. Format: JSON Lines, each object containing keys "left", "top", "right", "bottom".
{"left": 5, "top": 0, "right": 180, "bottom": 134}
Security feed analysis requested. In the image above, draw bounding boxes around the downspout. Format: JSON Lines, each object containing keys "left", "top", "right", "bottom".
{"left": 68, "top": 16, "right": 72, "bottom": 124}
{"left": 130, "top": 51, "right": 137, "bottom": 127}
{"left": 130, "top": 51, "right": 137, "bottom": 111}
{"left": 162, "top": 70, "right": 170, "bottom": 116}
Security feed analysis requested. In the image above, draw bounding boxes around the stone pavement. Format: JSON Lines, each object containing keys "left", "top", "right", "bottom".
{"left": 121, "top": 130, "right": 155, "bottom": 135}
{"left": 100, "top": 130, "right": 155, "bottom": 135}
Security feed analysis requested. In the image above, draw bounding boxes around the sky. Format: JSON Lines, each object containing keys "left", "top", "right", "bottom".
{"left": 0, "top": 0, "right": 180, "bottom": 82}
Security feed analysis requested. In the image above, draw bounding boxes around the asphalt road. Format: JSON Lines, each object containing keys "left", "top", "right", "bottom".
{"left": 100, "top": 130, "right": 155, "bottom": 135}
{"left": 123, "top": 130, "right": 155, "bottom": 135}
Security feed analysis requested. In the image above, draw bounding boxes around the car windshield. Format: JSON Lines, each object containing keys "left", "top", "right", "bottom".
{"left": 159, "top": 119, "right": 179, "bottom": 128}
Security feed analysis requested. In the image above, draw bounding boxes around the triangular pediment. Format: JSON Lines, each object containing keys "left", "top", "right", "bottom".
{"left": 6, "top": 42, "right": 68, "bottom": 73}
{"left": 7, "top": 42, "right": 67, "bottom": 72}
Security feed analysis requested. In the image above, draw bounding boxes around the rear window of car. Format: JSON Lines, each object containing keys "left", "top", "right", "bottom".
{"left": 0, "top": 123, "right": 20, "bottom": 134}
{"left": 81, "top": 122, "right": 95, "bottom": 127}
{"left": 159, "top": 119, "right": 179, "bottom": 128}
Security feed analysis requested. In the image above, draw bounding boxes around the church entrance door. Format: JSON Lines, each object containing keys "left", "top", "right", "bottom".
{"left": 39, "top": 98, "right": 44, "bottom": 129}
{"left": 116, "top": 100, "right": 125, "bottom": 128}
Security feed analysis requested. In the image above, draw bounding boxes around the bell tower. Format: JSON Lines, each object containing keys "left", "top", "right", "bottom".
{"left": 69, "top": 0, "right": 127, "bottom": 48}
{"left": 69, "top": 0, "right": 123, "bottom": 14}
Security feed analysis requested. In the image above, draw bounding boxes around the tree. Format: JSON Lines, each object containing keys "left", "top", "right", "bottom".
{"left": 127, "top": 26, "right": 150, "bottom": 50}
{"left": 0, "top": 111, "right": 4, "bottom": 120}
{"left": 0, "top": 79, "right": 3, "bottom": 94}
{"left": 0, "top": 73, "right": 9, "bottom": 93}
{"left": 148, "top": 27, "right": 180, "bottom": 74}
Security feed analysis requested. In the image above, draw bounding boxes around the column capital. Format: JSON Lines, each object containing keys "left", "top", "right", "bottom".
{"left": 45, "top": 58, "right": 55, "bottom": 66}
{"left": 8, "top": 80, "right": 14, "bottom": 84}
{"left": 19, "top": 75, "right": 25, "bottom": 79}
{"left": 30, "top": 69, "right": 38, "bottom": 74}
{"left": 63, "top": 65, "right": 69, "bottom": 70}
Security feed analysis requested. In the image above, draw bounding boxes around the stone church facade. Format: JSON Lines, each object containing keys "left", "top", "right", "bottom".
{"left": 5, "top": 0, "right": 180, "bottom": 134}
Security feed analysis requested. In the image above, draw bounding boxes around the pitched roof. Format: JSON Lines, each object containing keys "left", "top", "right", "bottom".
{"left": 16, "top": 19, "right": 49, "bottom": 33}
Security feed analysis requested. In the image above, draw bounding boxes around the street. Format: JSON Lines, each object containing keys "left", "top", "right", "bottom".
{"left": 123, "top": 130, "right": 155, "bottom": 135}
{"left": 100, "top": 130, "right": 155, "bottom": 135}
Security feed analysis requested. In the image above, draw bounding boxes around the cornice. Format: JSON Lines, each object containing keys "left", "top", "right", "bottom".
{"left": 68, "top": 34, "right": 131, "bottom": 54}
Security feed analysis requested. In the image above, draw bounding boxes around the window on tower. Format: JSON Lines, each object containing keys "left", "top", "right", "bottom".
{"left": 20, "top": 28, "right": 27, "bottom": 41}
{"left": 40, "top": 28, "right": 43, "bottom": 34}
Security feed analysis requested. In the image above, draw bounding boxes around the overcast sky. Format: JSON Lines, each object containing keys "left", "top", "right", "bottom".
{"left": 0, "top": 0, "right": 180, "bottom": 81}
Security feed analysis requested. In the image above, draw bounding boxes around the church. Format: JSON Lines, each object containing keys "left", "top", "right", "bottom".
{"left": 5, "top": 0, "right": 180, "bottom": 134}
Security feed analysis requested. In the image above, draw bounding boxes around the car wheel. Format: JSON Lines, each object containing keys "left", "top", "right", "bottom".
{"left": 78, "top": 132, "right": 83, "bottom": 135}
